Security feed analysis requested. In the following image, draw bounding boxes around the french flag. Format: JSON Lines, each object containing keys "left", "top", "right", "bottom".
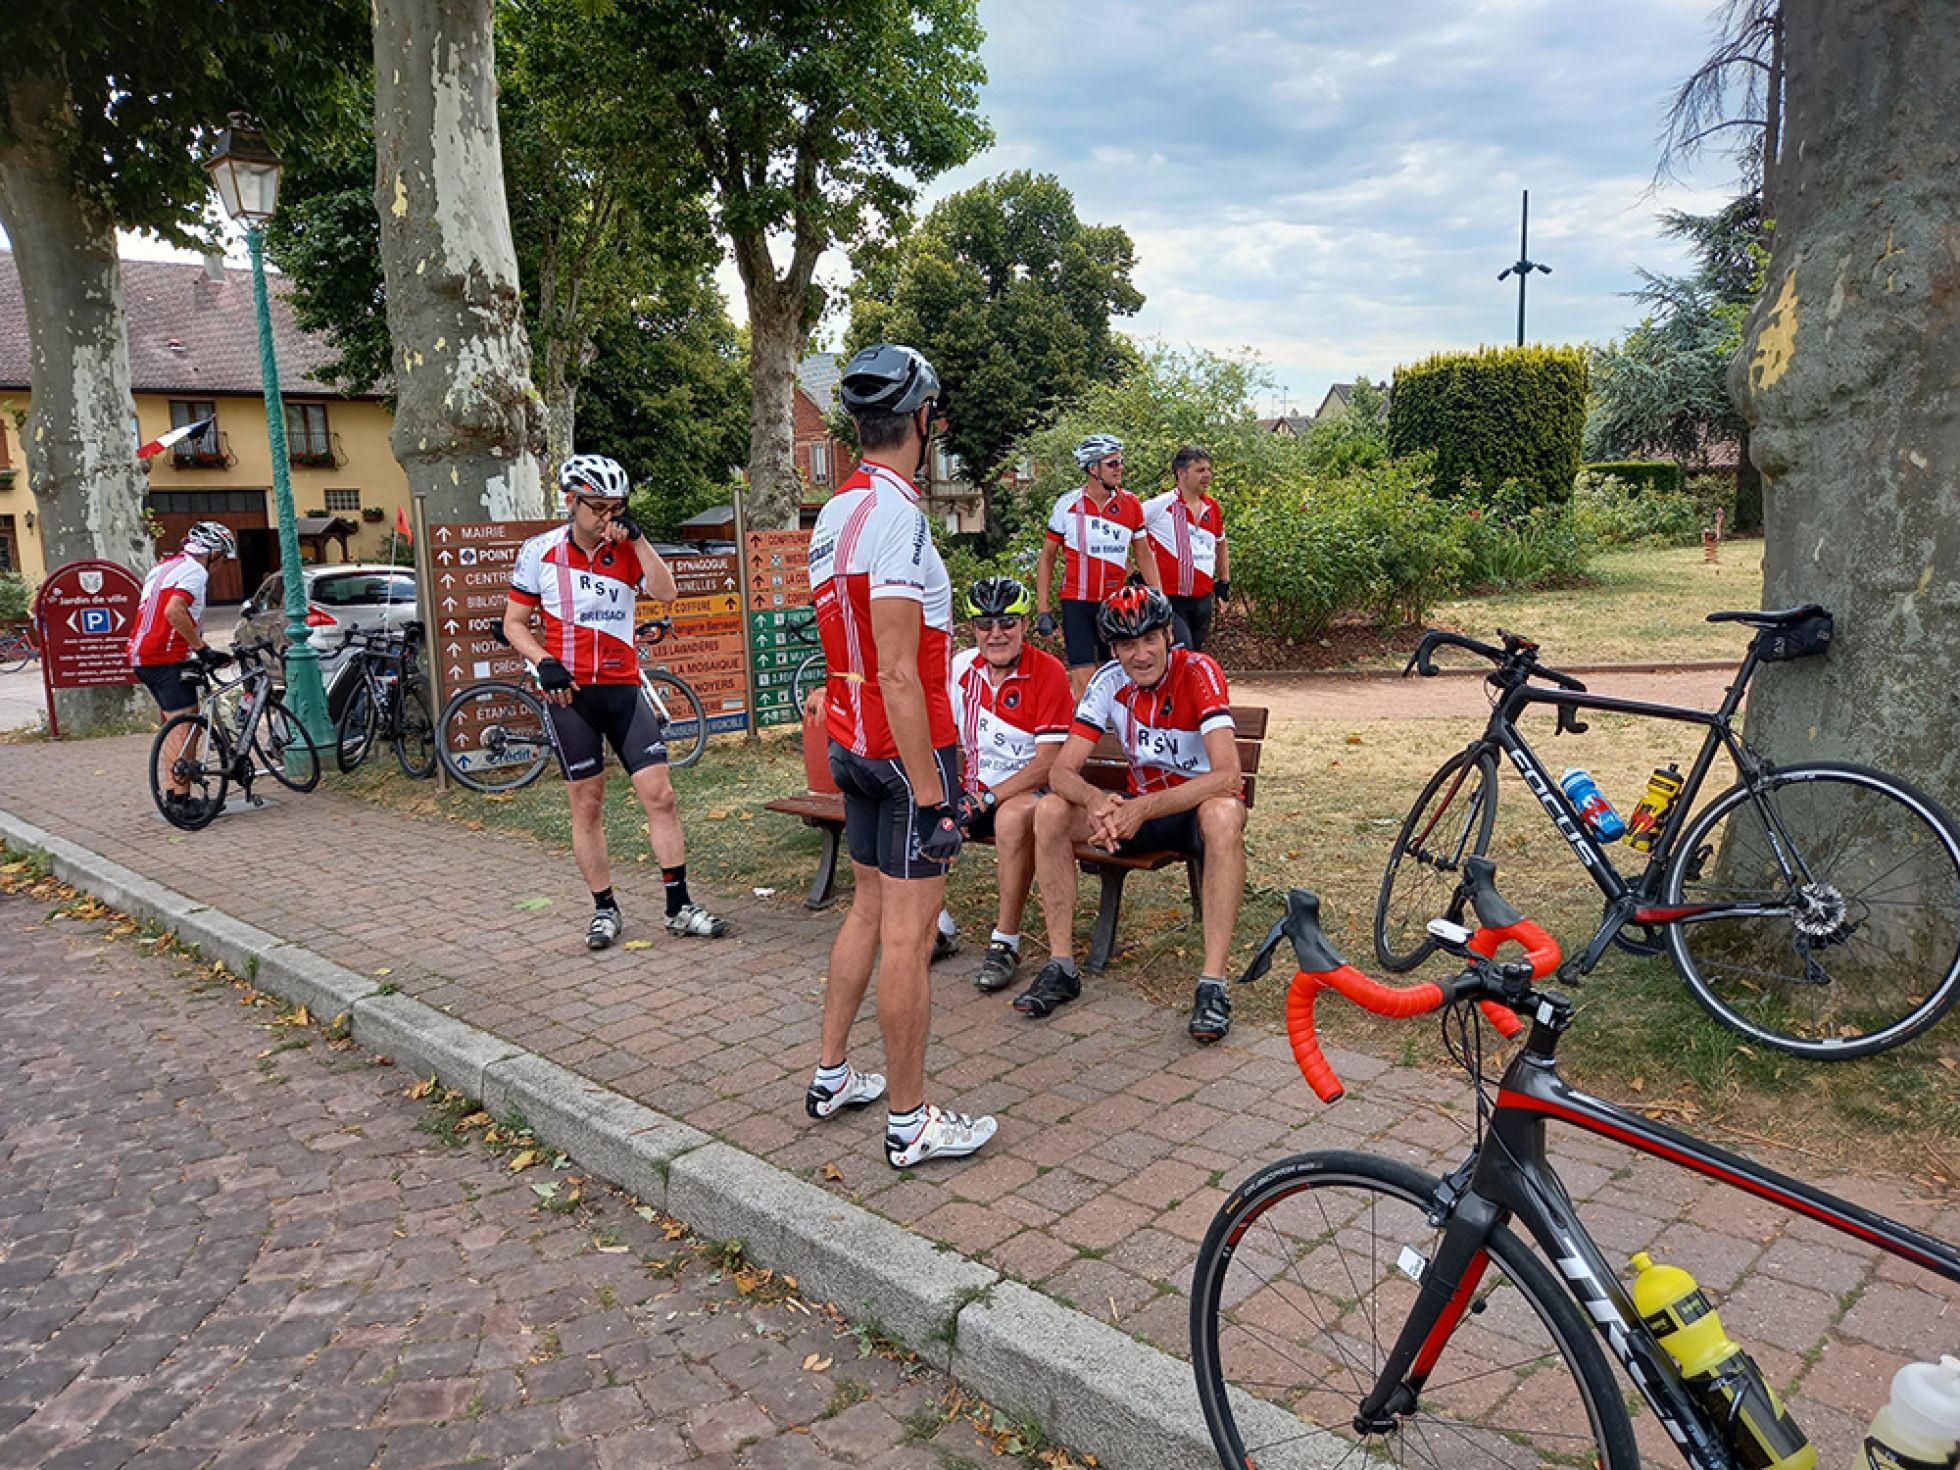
{"left": 137, "top": 416, "right": 215, "bottom": 460}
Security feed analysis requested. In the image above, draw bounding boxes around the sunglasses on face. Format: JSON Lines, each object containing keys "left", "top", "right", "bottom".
{"left": 576, "top": 496, "right": 628, "bottom": 515}
{"left": 972, "top": 615, "right": 1023, "bottom": 631}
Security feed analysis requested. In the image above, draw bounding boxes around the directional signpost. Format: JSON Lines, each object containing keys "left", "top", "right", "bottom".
{"left": 640, "top": 551, "right": 750, "bottom": 736}
{"left": 425, "top": 519, "right": 557, "bottom": 777}
{"left": 744, "top": 530, "right": 817, "bottom": 729}
{"left": 35, "top": 559, "right": 142, "bottom": 739}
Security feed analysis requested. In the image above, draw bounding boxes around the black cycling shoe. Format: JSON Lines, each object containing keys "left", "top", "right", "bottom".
{"left": 1013, "top": 959, "right": 1080, "bottom": 1018}
{"left": 1188, "top": 979, "right": 1232, "bottom": 1043}
{"left": 974, "top": 940, "right": 1020, "bottom": 993}
{"left": 931, "top": 930, "right": 961, "bottom": 964}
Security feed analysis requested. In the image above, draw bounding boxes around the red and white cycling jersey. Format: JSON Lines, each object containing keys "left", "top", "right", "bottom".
{"left": 508, "top": 526, "right": 644, "bottom": 686}
{"left": 1045, "top": 487, "right": 1146, "bottom": 602}
{"left": 950, "top": 645, "right": 1072, "bottom": 794}
{"left": 1142, "top": 491, "right": 1224, "bottom": 597}
{"left": 809, "top": 460, "right": 956, "bottom": 759}
{"left": 1071, "top": 646, "right": 1237, "bottom": 796}
{"left": 129, "top": 553, "right": 209, "bottom": 667}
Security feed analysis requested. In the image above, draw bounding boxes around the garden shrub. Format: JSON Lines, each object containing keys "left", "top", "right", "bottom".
{"left": 1387, "top": 345, "right": 1588, "bottom": 508}
{"left": 0, "top": 571, "right": 32, "bottom": 623}
{"left": 1457, "top": 482, "right": 1591, "bottom": 591}
{"left": 1569, "top": 470, "right": 1709, "bottom": 548}
{"left": 1582, "top": 459, "right": 1684, "bottom": 496}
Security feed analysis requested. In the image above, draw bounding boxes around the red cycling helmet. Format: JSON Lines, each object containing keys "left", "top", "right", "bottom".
{"left": 1097, "top": 585, "right": 1175, "bottom": 642}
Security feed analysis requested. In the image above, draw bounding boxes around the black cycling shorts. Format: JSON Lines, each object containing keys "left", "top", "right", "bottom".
{"left": 135, "top": 662, "right": 197, "bottom": 715}
{"left": 547, "top": 683, "right": 667, "bottom": 780}
{"left": 1060, "top": 599, "right": 1111, "bottom": 669}
{"left": 828, "top": 741, "right": 960, "bottom": 881}
{"left": 1115, "top": 805, "right": 1206, "bottom": 857}
{"left": 1168, "top": 593, "right": 1214, "bottom": 653}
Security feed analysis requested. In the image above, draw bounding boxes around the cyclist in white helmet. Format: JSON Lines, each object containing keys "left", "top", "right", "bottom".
{"left": 1034, "top": 433, "right": 1162, "bottom": 699}
{"left": 504, "top": 453, "right": 730, "bottom": 951}
{"left": 130, "top": 521, "right": 237, "bottom": 820}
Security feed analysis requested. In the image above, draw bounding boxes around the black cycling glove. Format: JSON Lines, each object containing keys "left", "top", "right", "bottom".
{"left": 915, "top": 803, "right": 963, "bottom": 864}
{"left": 537, "top": 657, "right": 575, "bottom": 693}
{"left": 1214, "top": 580, "right": 1231, "bottom": 604}
{"left": 195, "top": 646, "right": 234, "bottom": 667}
{"left": 954, "top": 789, "right": 984, "bottom": 832}
{"left": 1035, "top": 612, "right": 1057, "bottom": 638}
{"left": 610, "top": 511, "right": 643, "bottom": 542}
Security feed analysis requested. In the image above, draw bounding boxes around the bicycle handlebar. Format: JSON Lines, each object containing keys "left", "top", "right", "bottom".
{"left": 1403, "top": 626, "right": 1588, "bottom": 694}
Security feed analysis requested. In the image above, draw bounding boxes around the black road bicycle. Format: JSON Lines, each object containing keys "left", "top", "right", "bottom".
{"left": 148, "top": 640, "right": 321, "bottom": 830}
{"left": 333, "top": 621, "right": 435, "bottom": 779}
{"left": 788, "top": 606, "right": 825, "bottom": 709}
{"left": 1192, "top": 858, "right": 1960, "bottom": 1470}
{"left": 1374, "top": 606, "right": 1960, "bottom": 1058}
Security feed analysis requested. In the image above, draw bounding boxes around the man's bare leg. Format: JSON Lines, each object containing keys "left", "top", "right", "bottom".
{"left": 1197, "top": 796, "right": 1247, "bottom": 976}
{"left": 873, "top": 871, "right": 944, "bottom": 1112}
{"left": 566, "top": 774, "right": 612, "bottom": 893}
{"left": 819, "top": 862, "right": 884, "bottom": 1069}
{"left": 992, "top": 792, "right": 1042, "bottom": 936}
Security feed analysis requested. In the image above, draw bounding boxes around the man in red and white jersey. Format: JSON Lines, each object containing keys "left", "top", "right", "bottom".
{"left": 131, "top": 521, "right": 237, "bottom": 818}
{"left": 947, "top": 576, "right": 1073, "bottom": 996}
{"left": 1034, "top": 433, "right": 1162, "bottom": 699}
{"left": 1141, "top": 445, "right": 1231, "bottom": 653}
{"left": 1021, "top": 585, "right": 1247, "bottom": 1042}
{"left": 504, "top": 453, "right": 728, "bottom": 952}
{"left": 804, "top": 343, "right": 995, "bottom": 1170}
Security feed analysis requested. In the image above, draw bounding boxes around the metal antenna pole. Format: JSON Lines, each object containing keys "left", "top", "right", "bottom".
{"left": 1497, "top": 189, "right": 1552, "bottom": 347}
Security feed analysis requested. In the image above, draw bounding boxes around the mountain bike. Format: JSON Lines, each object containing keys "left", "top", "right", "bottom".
{"left": 436, "top": 620, "right": 706, "bottom": 792}
{"left": 0, "top": 625, "right": 39, "bottom": 675}
{"left": 1373, "top": 606, "right": 1960, "bottom": 1059}
{"left": 1192, "top": 857, "right": 1960, "bottom": 1470}
{"left": 148, "top": 640, "right": 321, "bottom": 830}
{"left": 332, "top": 621, "right": 434, "bottom": 778}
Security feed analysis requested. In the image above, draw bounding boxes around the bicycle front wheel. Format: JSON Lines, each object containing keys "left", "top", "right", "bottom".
{"left": 792, "top": 650, "right": 824, "bottom": 709}
{"left": 644, "top": 671, "right": 707, "bottom": 770}
{"left": 1665, "top": 762, "right": 1960, "bottom": 1058}
{"left": 335, "top": 681, "right": 377, "bottom": 772}
{"left": 438, "top": 681, "right": 554, "bottom": 792}
{"left": 150, "top": 713, "right": 230, "bottom": 830}
{"left": 0, "top": 634, "right": 31, "bottom": 674}
{"left": 255, "top": 699, "right": 321, "bottom": 793}
{"left": 393, "top": 676, "right": 437, "bottom": 780}
{"left": 1191, "top": 1151, "right": 1636, "bottom": 1470}
{"left": 1375, "top": 748, "right": 1498, "bottom": 972}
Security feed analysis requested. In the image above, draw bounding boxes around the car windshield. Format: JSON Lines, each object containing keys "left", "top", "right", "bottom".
{"left": 312, "top": 573, "right": 418, "bottom": 607}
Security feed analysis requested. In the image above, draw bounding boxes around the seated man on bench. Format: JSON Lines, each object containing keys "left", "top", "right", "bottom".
{"left": 1019, "top": 585, "right": 1246, "bottom": 1042}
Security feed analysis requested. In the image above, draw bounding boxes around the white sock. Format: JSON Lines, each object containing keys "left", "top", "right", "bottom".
{"left": 937, "top": 909, "right": 959, "bottom": 937}
{"left": 991, "top": 930, "right": 1021, "bottom": 951}
{"left": 887, "top": 1103, "right": 927, "bottom": 1141}
{"left": 814, "top": 1060, "right": 851, "bottom": 1091}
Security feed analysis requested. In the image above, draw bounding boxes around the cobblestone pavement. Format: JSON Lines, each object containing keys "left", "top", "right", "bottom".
{"left": 4, "top": 739, "right": 1959, "bottom": 1468}
{"left": 0, "top": 887, "right": 1040, "bottom": 1470}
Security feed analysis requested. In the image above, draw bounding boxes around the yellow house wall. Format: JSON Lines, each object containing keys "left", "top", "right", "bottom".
{"left": 0, "top": 405, "right": 45, "bottom": 580}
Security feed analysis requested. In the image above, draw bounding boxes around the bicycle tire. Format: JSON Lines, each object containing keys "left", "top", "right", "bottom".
{"left": 1664, "top": 761, "right": 1960, "bottom": 1058}
{"left": 792, "top": 650, "right": 824, "bottom": 710}
{"left": 150, "top": 713, "right": 231, "bottom": 831}
{"left": 1375, "top": 748, "right": 1498, "bottom": 972}
{"left": 255, "top": 698, "right": 321, "bottom": 793}
{"left": 0, "top": 635, "right": 30, "bottom": 674}
{"left": 643, "top": 670, "right": 707, "bottom": 770}
{"left": 1190, "top": 1150, "right": 1636, "bottom": 1470}
{"left": 437, "top": 681, "right": 554, "bottom": 792}
{"left": 393, "top": 676, "right": 437, "bottom": 780}
{"left": 335, "top": 680, "right": 377, "bottom": 773}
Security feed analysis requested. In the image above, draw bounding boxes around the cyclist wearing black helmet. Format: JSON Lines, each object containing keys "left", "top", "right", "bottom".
{"left": 805, "top": 342, "right": 996, "bottom": 1169}
{"left": 1022, "top": 584, "right": 1247, "bottom": 1042}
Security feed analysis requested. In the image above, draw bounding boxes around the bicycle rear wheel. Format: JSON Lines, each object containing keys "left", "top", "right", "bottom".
{"left": 150, "top": 713, "right": 230, "bottom": 831}
{"left": 792, "top": 650, "right": 824, "bottom": 709}
{"left": 1375, "top": 748, "right": 1498, "bottom": 972}
{"left": 336, "top": 680, "right": 377, "bottom": 772}
{"left": 1191, "top": 1151, "right": 1635, "bottom": 1470}
{"left": 643, "top": 671, "right": 707, "bottom": 770}
{"left": 0, "top": 633, "right": 31, "bottom": 674}
{"left": 393, "top": 676, "right": 437, "bottom": 780}
{"left": 1665, "top": 761, "right": 1960, "bottom": 1058}
{"left": 255, "top": 699, "right": 321, "bottom": 792}
{"left": 438, "top": 681, "right": 554, "bottom": 792}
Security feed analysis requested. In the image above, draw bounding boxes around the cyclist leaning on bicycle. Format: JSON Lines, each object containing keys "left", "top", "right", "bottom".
{"left": 130, "top": 521, "right": 237, "bottom": 818}
{"left": 503, "top": 454, "right": 729, "bottom": 950}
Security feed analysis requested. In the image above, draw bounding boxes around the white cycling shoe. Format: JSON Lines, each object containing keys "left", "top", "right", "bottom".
{"left": 665, "top": 902, "right": 728, "bottom": 938}
{"left": 805, "top": 1065, "right": 887, "bottom": 1119}
{"left": 885, "top": 1105, "right": 997, "bottom": 1169}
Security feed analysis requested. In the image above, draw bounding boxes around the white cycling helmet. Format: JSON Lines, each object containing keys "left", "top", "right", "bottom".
{"left": 1074, "top": 434, "right": 1124, "bottom": 470}
{"left": 183, "top": 521, "right": 237, "bottom": 559}
{"left": 558, "top": 453, "right": 632, "bottom": 501}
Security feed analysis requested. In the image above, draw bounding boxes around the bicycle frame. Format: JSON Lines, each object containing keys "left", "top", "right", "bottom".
{"left": 1360, "top": 1004, "right": 1960, "bottom": 1469}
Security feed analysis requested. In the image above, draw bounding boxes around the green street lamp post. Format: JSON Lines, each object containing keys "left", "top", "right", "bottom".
{"left": 204, "top": 115, "right": 331, "bottom": 759}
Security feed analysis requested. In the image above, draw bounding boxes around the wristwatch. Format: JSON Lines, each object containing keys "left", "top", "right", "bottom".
{"left": 980, "top": 787, "right": 998, "bottom": 813}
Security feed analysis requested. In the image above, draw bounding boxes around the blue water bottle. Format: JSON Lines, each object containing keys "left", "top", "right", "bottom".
{"left": 1560, "top": 767, "right": 1627, "bottom": 842}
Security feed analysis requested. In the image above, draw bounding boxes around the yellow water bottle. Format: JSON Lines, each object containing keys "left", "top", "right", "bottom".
{"left": 1627, "top": 763, "right": 1687, "bottom": 852}
{"left": 1631, "top": 1251, "right": 1818, "bottom": 1470}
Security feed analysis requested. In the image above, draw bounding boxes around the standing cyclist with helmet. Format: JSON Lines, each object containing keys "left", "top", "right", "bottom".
{"left": 1034, "top": 434, "right": 1162, "bottom": 699}
{"left": 1021, "top": 585, "right": 1247, "bottom": 1042}
{"left": 131, "top": 521, "right": 236, "bottom": 821}
{"left": 948, "top": 576, "right": 1074, "bottom": 996}
{"left": 805, "top": 343, "right": 996, "bottom": 1169}
{"left": 1141, "top": 445, "right": 1230, "bottom": 652}
{"left": 503, "top": 454, "right": 729, "bottom": 951}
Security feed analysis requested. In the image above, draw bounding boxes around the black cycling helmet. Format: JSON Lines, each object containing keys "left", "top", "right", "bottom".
{"left": 963, "top": 576, "right": 1033, "bottom": 619}
{"left": 1097, "top": 585, "right": 1175, "bottom": 643}
{"left": 839, "top": 343, "right": 941, "bottom": 417}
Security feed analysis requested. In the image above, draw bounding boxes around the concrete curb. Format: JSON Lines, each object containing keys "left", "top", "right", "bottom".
{"left": 0, "top": 808, "right": 1225, "bottom": 1470}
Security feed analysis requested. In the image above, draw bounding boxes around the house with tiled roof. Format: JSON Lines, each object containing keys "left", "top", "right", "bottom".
{"left": 0, "top": 252, "right": 410, "bottom": 600}
{"left": 790, "top": 351, "right": 983, "bottom": 533}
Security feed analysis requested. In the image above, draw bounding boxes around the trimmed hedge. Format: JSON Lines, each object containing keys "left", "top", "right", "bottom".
{"left": 1387, "top": 345, "right": 1588, "bottom": 507}
{"left": 1583, "top": 459, "right": 1684, "bottom": 496}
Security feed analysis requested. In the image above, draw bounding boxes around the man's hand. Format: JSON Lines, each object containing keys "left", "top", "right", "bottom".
{"left": 1085, "top": 790, "right": 1145, "bottom": 851}
{"left": 915, "top": 802, "right": 963, "bottom": 864}
{"left": 954, "top": 789, "right": 985, "bottom": 832}
{"left": 1035, "top": 612, "right": 1057, "bottom": 638}
{"left": 601, "top": 510, "right": 643, "bottom": 543}
{"left": 536, "top": 656, "right": 576, "bottom": 706}
{"left": 194, "top": 645, "right": 233, "bottom": 668}
{"left": 1215, "top": 580, "right": 1231, "bottom": 603}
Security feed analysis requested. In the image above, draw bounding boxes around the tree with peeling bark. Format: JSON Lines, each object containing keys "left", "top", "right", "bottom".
{"left": 370, "top": 0, "right": 547, "bottom": 522}
{"left": 607, "top": 0, "right": 990, "bottom": 529}
{"left": 1729, "top": 1, "right": 1960, "bottom": 798}
{"left": 0, "top": 0, "right": 362, "bottom": 728}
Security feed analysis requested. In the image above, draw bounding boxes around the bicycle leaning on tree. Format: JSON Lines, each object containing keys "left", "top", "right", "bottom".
{"left": 1373, "top": 605, "right": 1960, "bottom": 1059}
{"left": 148, "top": 638, "right": 321, "bottom": 830}
{"left": 1191, "top": 856, "right": 1960, "bottom": 1470}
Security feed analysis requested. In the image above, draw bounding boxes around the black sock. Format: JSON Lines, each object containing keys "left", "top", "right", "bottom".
{"left": 662, "top": 864, "right": 690, "bottom": 917}
{"left": 593, "top": 888, "right": 617, "bottom": 912}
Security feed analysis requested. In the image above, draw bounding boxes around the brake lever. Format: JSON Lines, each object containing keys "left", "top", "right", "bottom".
{"left": 1236, "top": 915, "right": 1288, "bottom": 985}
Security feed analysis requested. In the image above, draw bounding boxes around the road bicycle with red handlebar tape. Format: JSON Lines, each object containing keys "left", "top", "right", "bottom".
{"left": 1189, "top": 855, "right": 1960, "bottom": 1470}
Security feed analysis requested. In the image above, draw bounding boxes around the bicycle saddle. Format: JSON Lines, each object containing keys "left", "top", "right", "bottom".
{"left": 1706, "top": 604, "right": 1828, "bottom": 628}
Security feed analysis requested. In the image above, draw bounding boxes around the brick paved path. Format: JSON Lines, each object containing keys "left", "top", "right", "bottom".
{"left": 4, "top": 738, "right": 1958, "bottom": 1466}
{"left": 0, "top": 888, "right": 1025, "bottom": 1470}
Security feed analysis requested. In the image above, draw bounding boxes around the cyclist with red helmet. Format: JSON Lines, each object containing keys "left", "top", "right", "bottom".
{"left": 1019, "top": 584, "right": 1247, "bottom": 1041}
{"left": 1034, "top": 434, "right": 1162, "bottom": 699}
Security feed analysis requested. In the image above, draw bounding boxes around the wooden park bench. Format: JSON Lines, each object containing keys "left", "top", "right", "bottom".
{"left": 764, "top": 705, "right": 1268, "bottom": 976}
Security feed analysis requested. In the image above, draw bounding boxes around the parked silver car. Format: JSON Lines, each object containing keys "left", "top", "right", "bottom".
{"left": 238, "top": 564, "right": 420, "bottom": 716}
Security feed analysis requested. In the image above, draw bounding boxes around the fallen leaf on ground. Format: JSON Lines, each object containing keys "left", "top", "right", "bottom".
{"left": 801, "top": 1353, "right": 832, "bottom": 1372}
{"left": 508, "top": 1148, "right": 540, "bottom": 1171}
{"left": 820, "top": 1163, "right": 844, "bottom": 1182}
{"left": 512, "top": 896, "right": 552, "bottom": 911}
{"left": 373, "top": 966, "right": 393, "bottom": 977}
{"left": 622, "top": 939, "right": 653, "bottom": 950}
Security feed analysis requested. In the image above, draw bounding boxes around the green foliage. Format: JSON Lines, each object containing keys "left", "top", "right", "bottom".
{"left": 1583, "top": 460, "right": 1685, "bottom": 496}
{"left": 845, "top": 171, "right": 1143, "bottom": 520}
{"left": 1569, "top": 469, "right": 1731, "bottom": 549}
{"left": 1300, "top": 379, "right": 1389, "bottom": 474}
{"left": 1386, "top": 345, "right": 1588, "bottom": 507}
{"left": 1457, "top": 484, "right": 1590, "bottom": 591}
{"left": 0, "top": 571, "right": 33, "bottom": 623}
{"left": 261, "top": 122, "right": 389, "bottom": 397}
